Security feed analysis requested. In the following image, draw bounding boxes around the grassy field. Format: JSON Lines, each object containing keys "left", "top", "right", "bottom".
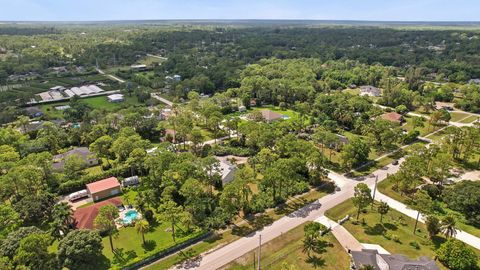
{"left": 458, "top": 114, "right": 479, "bottom": 123}
{"left": 449, "top": 111, "right": 472, "bottom": 122}
{"left": 325, "top": 200, "right": 451, "bottom": 270}
{"left": 377, "top": 176, "right": 480, "bottom": 238}
{"left": 103, "top": 222, "right": 205, "bottom": 269}
{"left": 224, "top": 223, "right": 350, "bottom": 270}
{"left": 39, "top": 95, "right": 142, "bottom": 118}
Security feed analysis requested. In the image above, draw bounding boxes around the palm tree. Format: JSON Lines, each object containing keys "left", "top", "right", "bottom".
{"left": 135, "top": 219, "right": 150, "bottom": 245}
{"left": 302, "top": 236, "right": 316, "bottom": 258}
{"left": 441, "top": 215, "right": 457, "bottom": 238}
{"left": 50, "top": 202, "right": 74, "bottom": 239}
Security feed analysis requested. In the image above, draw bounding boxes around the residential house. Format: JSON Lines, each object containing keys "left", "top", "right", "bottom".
{"left": 380, "top": 112, "right": 404, "bottom": 124}
{"left": 53, "top": 147, "right": 98, "bottom": 171}
{"left": 256, "top": 109, "right": 285, "bottom": 122}
{"left": 24, "top": 106, "right": 43, "bottom": 118}
{"left": 73, "top": 197, "right": 123, "bottom": 229}
{"left": 218, "top": 159, "right": 237, "bottom": 185}
{"left": 351, "top": 249, "right": 439, "bottom": 270}
{"left": 86, "top": 177, "right": 121, "bottom": 202}
{"left": 359, "top": 85, "right": 381, "bottom": 97}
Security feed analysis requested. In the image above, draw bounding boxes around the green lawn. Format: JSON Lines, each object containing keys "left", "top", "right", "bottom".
{"left": 343, "top": 88, "right": 360, "bottom": 95}
{"left": 403, "top": 116, "right": 442, "bottom": 137}
{"left": 449, "top": 111, "right": 471, "bottom": 122}
{"left": 225, "top": 223, "right": 349, "bottom": 270}
{"left": 103, "top": 223, "right": 204, "bottom": 269}
{"left": 39, "top": 95, "right": 143, "bottom": 119}
{"left": 325, "top": 200, "right": 452, "bottom": 270}
{"left": 458, "top": 114, "right": 480, "bottom": 123}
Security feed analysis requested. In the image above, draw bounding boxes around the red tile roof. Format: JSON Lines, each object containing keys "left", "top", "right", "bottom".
{"left": 381, "top": 112, "right": 403, "bottom": 123}
{"left": 73, "top": 197, "right": 123, "bottom": 229}
{"left": 86, "top": 177, "right": 120, "bottom": 194}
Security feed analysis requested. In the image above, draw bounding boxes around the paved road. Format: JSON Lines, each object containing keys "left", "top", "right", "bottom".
{"left": 151, "top": 93, "right": 174, "bottom": 107}
{"left": 174, "top": 163, "right": 402, "bottom": 269}
{"left": 96, "top": 68, "right": 126, "bottom": 83}
{"left": 374, "top": 191, "right": 480, "bottom": 250}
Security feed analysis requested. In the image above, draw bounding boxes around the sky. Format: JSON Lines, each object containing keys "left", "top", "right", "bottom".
{"left": 1, "top": 0, "right": 479, "bottom": 22}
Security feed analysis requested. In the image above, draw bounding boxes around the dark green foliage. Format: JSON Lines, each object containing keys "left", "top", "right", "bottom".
{"left": 58, "top": 230, "right": 104, "bottom": 270}
{"left": 444, "top": 181, "right": 480, "bottom": 227}
{"left": 0, "top": 226, "right": 43, "bottom": 259}
{"left": 437, "top": 239, "right": 478, "bottom": 270}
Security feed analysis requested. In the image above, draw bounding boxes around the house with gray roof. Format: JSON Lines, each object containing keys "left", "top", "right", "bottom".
{"left": 351, "top": 249, "right": 440, "bottom": 270}
{"left": 360, "top": 85, "right": 381, "bottom": 97}
{"left": 53, "top": 147, "right": 98, "bottom": 171}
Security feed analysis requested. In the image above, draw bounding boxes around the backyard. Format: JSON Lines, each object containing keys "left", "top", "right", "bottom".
{"left": 39, "top": 95, "right": 143, "bottom": 118}
{"left": 103, "top": 221, "right": 205, "bottom": 269}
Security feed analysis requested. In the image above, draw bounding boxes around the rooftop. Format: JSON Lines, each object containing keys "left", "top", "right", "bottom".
{"left": 73, "top": 197, "right": 122, "bottom": 229}
{"left": 260, "top": 109, "right": 284, "bottom": 121}
{"left": 351, "top": 249, "right": 440, "bottom": 270}
{"left": 381, "top": 112, "right": 403, "bottom": 123}
{"left": 86, "top": 177, "right": 120, "bottom": 194}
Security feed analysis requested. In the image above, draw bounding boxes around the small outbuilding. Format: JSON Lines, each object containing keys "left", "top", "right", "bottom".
{"left": 122, "top": 176, "right": 140, "bottom": 187}
{"left": 86, "top": 177, "right": 121, "bottom": 202}
{"left": 107, "top": 94, "right": 124, "bottom": 103}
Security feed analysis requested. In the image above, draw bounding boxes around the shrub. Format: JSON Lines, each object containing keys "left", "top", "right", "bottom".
{"left": 437, "top": 239, "right": 478, "bottom": 270}
{"left": 392, "top": 234, "right": 400, "bottom": 243}
{"left": 409, "top": 241, "right": 420, "bottom": 249}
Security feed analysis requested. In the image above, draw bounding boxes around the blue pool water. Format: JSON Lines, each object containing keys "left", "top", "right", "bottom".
{"left": 122, "top": 210, "right": 139, "bottom": 224}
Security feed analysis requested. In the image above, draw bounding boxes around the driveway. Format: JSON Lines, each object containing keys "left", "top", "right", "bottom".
{"left": 315, "top": 216, "right": 363, "bottom": 252}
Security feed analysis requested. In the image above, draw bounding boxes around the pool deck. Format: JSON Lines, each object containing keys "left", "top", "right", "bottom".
{"left": 116, "top": 208, "right": 142, "bottom": 228}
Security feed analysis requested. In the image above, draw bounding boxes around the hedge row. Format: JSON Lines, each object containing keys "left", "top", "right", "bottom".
{"left": 57, "top": 165, "right": 131, "bottom": 195}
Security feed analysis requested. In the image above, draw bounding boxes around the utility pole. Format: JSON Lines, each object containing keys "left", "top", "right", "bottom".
{"left": 371, "top": 175, "right": 378, "bottom": 209}
{"left": 257, "top": 234, "right": 262, "bottom": 270}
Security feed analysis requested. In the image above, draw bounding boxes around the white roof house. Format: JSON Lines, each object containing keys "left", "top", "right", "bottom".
{"left": 218, "top": 159, "right": 237, "bottom": 185}
{"left": 107, "top": 94, "right": 124, "bottom": 102}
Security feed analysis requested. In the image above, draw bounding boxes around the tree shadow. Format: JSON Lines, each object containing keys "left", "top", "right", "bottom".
{"left": 250, "top": 214, "right": 273, "bottom": 230}
{"left": 142, "top": 240, "right": 156, "bottom": 251}
{"left": 232, "top": 225, "right": 254, "bottom": 237}
{"left": 112, "top": 248, "right": 137, "bottom": 265}
{"left": 91, "top": 254, "right": 111, "bottom": 270}
{"left": 314, "top": 240, "right": 332, "bottom": 254}
{"left": 383, "top": 223, "right": 398, "bottom": 231}
{"left": 364, "top": 224, "right": 386, "bottom": 235}
{"left": 431, "top": 235, "right": 447, "bottom": 249}
{"left": 306, "top": 255, "right": 326, "bottom": 268}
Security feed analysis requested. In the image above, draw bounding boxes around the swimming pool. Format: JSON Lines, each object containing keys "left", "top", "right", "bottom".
{"left": 122, "top": 209, "right": 139, "bottom": 224}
